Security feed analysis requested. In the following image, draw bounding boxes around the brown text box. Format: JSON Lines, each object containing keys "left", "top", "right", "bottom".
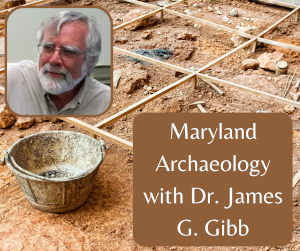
{"left": 134, "top": 113, "right": 292, "bottom": 246}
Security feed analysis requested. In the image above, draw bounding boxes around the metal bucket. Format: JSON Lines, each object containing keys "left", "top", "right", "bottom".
{"left": 3, "top": 131, "right": 106, "bottom": 213}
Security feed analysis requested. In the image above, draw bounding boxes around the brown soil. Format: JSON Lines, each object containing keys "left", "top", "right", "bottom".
{"left": 1, "top": 0, "right": 300, "bottom": 250}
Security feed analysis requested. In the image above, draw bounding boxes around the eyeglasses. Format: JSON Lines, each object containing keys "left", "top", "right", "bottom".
{"left": 37, "top": 44, "right": 86, "bottom": 62}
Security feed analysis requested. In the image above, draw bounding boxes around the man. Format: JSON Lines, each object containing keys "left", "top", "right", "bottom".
{"left": 7, "top": 10, "right": 111, "bottom": 115}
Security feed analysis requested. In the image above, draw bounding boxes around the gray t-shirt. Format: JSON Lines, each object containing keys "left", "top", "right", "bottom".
{"left": 7, "top": 60, "right": 111, "bottom": 115}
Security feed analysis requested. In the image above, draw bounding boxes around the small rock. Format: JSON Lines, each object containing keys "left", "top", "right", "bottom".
{"left": 231, "top": 26, "right": 259, "bottom": 47}
{"left": 82, "top": 1, "right": 92, "bottom": 5}
{"left": 208, "top": 6, "right": 213, "bottom": 12}
{"left": 177, "top": 32, "right": 197, "bottom": 40}
{"left": 284, "top": 105, "right": 295, "bottom": 114}
{"left": 230, "top": 8, "right": 238, "bottom": 17}
{"left": 193, "top": 3, "right": 199, "bottom": 8}
{"left": 184, "top": 9, "right": 193, "bottom": 16}
{"left": 293, "top": 202, "right": 298, "bottom": 206}
{"left": 0, "top": 104, "right": 16, "bottom": 129}
{"left": 256, "top": 109, "right": 271, "bottom": 113}
{"left": 113, "top": 70, "right": 122, "bottom": 88}
{"left": 257, "top": 52, "right": 284, "bottom": 71}
{"left": 48, "top": 118, "right": 62, "bottom": 123}
{"left": 0, "top": 131, "right": 4, "bottom": 136}
{"left": 156, "top": 0, "right": 168, "bottom": 7}
{"left": 18, "top": 134, "right": 25, "bottom": 138}
{"left": 242, "top": 17, "right": 251, "bottom": 21}
{"left": 242, "top": 59, "right": 259, "bottom": 70}
{"left": 216, "top": 10, "right": 222, "bottom": 15}
{"left": 172, "top": 41, "right": 195, "bottom": 60}
{"left": 222, "top": 16, "right": 229, "bottom": 22}
{"left": 141, "top": 30, "right": 152, "bottom": 39}
{"left": 113, "top": 17, "right": 123, "bottom": 26}
{"left": 115, "top": 37, "right": 128, "bottom": 44}
{"left": 14, "top": 117, "right": 35, "bottom": 129}
{"left": 120, "top": 63, "right": 148, "bottom": 93}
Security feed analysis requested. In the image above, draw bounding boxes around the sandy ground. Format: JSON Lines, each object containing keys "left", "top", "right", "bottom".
{"left": 1, "top": 0, "right": 300, "bottom": 250}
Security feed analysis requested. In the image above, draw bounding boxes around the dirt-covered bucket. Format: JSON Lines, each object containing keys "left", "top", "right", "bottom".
{"left": 2, "top": 131, "right": 106, "bottom": 213}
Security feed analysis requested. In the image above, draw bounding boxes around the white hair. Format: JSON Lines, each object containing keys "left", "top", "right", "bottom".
{"left": 37, "top": 10, "right": 101, "bottom": 75}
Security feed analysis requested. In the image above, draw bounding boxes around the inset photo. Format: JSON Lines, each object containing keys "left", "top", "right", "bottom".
{"left": 6, "top": 7, "right": 112, "bottom": 116}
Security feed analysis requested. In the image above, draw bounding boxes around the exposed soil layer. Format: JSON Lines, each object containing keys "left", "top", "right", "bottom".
{"left": 1, "top": 0, "right": 300, "bottom": 250}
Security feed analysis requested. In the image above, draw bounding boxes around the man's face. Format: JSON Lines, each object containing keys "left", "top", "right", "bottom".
{"left": 38, "top": 21, "right": 89, "bottom": 95}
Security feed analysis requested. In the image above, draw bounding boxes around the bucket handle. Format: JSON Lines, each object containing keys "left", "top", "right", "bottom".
{"left": 100, "top": 140, "right": 107, "bottom": 160}
{"left": 4, "top": 151, "right": 37, "bottom": 178}
{"left": 3, "top": 151, "right": 63, "bottom": 181}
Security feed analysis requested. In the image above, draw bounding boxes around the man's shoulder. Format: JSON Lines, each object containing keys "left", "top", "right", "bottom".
{"left": 86, "top": 77, "right": 111, "bottom": 92}
{"left": 79, "top": 77, "right": 111, "bottom": 115}
{"left": 8, "top": 60, "right": 37, "bottom": 71}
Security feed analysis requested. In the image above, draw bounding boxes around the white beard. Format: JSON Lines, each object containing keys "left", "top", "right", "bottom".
{"left": 38, "top": 63, "right": 87, "bottom": 95}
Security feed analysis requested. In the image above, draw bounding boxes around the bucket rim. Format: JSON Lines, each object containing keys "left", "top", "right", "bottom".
{"left": 4, "top": 131, "right": 105, "bottom": 182}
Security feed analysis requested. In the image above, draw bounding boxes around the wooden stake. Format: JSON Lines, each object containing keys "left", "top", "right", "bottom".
{"left": 160, "top": 10, "right": 164, "bottom": 23}
{"left": 293, "top": 169, "right": 300, "bottom": 189}
{"left": 295, "top": 80, "right": 300, "bottom": 90}
{"left": 191, "top": 76, "right": 197, "bottom": 90}
{"left": 283, "top": 74, "right": 291, "bottom": 97}
{"left": 188, "top": 101, "right": 205, "bottom": 109}
{"left": 142, "top": 18, "right": 148, "bottom": 27}
{"left": 296, "top": 10, "right": 299, "bottom": 21}
{"left": 201, "top": 79, "right": 224, "bottom": 96}
{"left": 251, "top": 40, "right": 257, "bottom": 53}
{"left": 197, "top": 104, "right": 207, "bottom": 113}
{"left": 283, "top": 67, "right": 297, "bottom": 98}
